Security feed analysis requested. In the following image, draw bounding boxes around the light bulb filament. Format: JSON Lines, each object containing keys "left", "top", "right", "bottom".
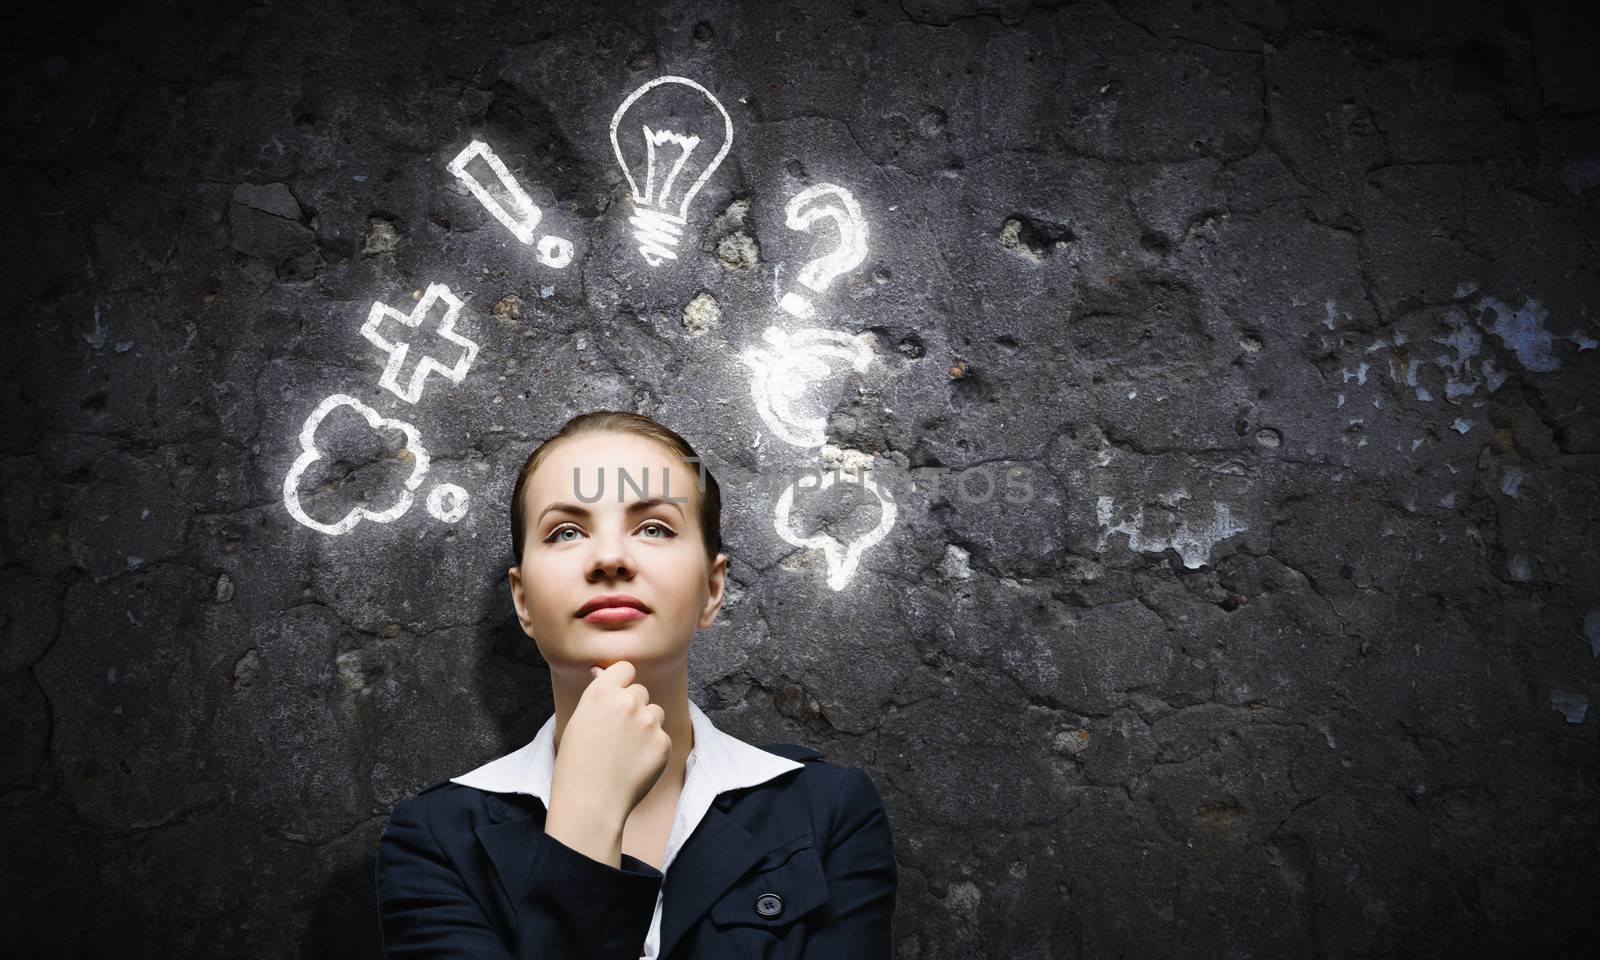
{"left": 640, "top": 124, "right": 702, "bottom": 209}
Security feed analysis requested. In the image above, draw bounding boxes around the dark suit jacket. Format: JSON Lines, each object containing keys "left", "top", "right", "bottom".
{"left": 375, "top": 742, "right": 897, "bottom": 959}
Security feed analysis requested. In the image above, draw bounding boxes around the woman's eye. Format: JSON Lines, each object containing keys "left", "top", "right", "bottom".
{"left": 547, "top": 521, "right": 678, "bottom": 544}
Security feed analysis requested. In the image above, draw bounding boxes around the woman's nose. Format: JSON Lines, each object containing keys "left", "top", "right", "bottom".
{"left": 585, "top": 529, "right": 635, "bottom": 579}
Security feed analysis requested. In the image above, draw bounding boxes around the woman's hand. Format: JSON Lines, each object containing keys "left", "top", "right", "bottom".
{"left": 544, "top": 660, "right": 672, "bottom": 866}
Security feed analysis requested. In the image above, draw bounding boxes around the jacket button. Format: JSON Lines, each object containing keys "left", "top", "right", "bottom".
{"left": 754, "top": 893, "right": 784, "bottom": 918}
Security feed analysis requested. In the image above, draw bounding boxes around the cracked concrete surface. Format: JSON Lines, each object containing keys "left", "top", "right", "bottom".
{"left": 3, "top": 0, "right": 1599, "bottom": 957}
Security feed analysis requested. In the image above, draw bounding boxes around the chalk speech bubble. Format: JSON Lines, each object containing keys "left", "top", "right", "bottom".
{"left": 773, "top": 466, "right": 898, "bottom": 591}
{"left": 283, "top": 394, "right": 431, "bottom": 536}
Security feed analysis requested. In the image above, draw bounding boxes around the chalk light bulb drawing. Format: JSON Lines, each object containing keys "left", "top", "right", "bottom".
{"left": 609, "top": 75, "right": 733, "bottom": 267}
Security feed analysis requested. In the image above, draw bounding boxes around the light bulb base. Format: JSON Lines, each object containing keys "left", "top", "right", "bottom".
{"left": 629, "top": 205, "right": 686, "bottom": 266}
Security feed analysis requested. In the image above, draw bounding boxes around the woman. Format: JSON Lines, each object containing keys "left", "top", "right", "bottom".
{"left": 376, "top": 411, "right": 898, "bottom": 959}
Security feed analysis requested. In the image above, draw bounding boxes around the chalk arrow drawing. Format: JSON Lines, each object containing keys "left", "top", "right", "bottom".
{"left": 361, "top": 283, "right": 479, "bottom": 404}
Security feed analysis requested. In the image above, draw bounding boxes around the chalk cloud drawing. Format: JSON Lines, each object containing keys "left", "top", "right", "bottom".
{"left": 283, "top": 394, "right": 432, "bottom": 536}
{"left": 361, "top": 283, "right": 480, "bottom": 404}
{"left": 284, "top": 279, "right": 486, "bottom": 535}
{"left": 609, "top": 76, "right": 733, "bottom": 267}
{"left": 773, "top": 447, "right": 898, "bottom": 591}
{"left": 1095, "top": 492, "right": 1248, "bottom": 569}
{"left": 778, "top": 183, "right": 868, "bottom": 320}
{"left": 739, "top": 326, "right": 875, "bottom": 447}
{"left": 446, "top": 139, "right": 574, "bottom": 269}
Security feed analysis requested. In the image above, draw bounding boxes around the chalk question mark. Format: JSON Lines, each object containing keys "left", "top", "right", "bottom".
{"left": 778, "top": 183, "right": 868, "bottom": 320}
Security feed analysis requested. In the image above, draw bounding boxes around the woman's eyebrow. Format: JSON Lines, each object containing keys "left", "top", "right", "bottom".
{"left": 536, "top": 497, "right": 686, "bottom": 524}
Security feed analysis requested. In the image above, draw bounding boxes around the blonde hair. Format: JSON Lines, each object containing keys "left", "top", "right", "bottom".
{"left": 509, "top": 410, "right": 723, "bottom": 564}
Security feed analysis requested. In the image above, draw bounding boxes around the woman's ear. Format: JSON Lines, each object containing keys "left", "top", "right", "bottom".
{"left": 698, "top": 552, "right": 729, "bottom": 629}
{"left": 507, "top": 565, "right": 535, "bottom": 637}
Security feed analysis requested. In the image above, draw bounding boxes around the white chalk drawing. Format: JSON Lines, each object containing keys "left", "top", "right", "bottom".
{"left": 446, "top": 139, "right": 575, "bottom": 269}
{"left": 1095, "top": 494, "right": 1247, "bottom": 569}
{"left": 739, "top": 326, "right": 875, "bottom": 447}
{"left": 536, "top": 234, "right": 573, "bottom": 268}
{"left": 609, "top": 76, "right": 733, "bottom": 267}
{"left": 447, "top": 140, "right": 543, "bottom": 244}
{"left": 361, "top": 283, "right": 480, "bottom": 404}
{"left": 778, "top": 292, "right": 818, "bottom": 320}
{"left": 427, "top": 483, "right": 470, "bottom": 523}
{"left": 283, "top": 394, "right": 431, "bottom": 536}
{"left": 773, "top": 454, "right": 898, "bottom": 591}
{"left": 778, "top": 183, "right": 868, "bottom": 320}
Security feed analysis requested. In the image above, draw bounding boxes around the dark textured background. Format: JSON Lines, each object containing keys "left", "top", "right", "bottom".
{"left": 4, "top": 0, "right": 1598, "bottom": 957}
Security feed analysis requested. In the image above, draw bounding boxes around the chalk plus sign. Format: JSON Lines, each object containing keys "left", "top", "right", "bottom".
{"left": 360, "top": 283, "right": 480, "bottom": 404}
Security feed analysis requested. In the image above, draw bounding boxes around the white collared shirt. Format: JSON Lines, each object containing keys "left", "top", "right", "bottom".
{"left": 449, "top": 698, "right": 805, "bottom": 959}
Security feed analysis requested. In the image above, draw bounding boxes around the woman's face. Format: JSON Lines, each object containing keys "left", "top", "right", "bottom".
{"left": 507, "top": 430, "right": 726, "bottom": 675}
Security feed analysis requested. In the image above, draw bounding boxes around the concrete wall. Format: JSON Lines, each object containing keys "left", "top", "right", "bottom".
{"left": 3, "top": 0, "right": 1597, "bottom": 956}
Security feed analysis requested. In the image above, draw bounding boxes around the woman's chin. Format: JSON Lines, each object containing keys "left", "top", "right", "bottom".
{"left": 565, "top": 632, "right": 691, "bottom": 667}
{"left": 574, "top": 632, "right": 654, "bottom": 655}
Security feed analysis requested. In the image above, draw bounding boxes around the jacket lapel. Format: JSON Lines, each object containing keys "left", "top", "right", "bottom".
{"left": 473, "top": 790, "right": 796, "bottom": 960}
{"left": 474, "top": 792, "right": 549, "bottom": 910}
{"left": 655, "top": 798, "right": 775, "bottom": 960}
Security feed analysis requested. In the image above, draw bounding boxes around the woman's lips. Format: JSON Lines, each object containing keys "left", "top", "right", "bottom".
{"left": 581, "top": 607, "right": 648, "bottom": 624}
